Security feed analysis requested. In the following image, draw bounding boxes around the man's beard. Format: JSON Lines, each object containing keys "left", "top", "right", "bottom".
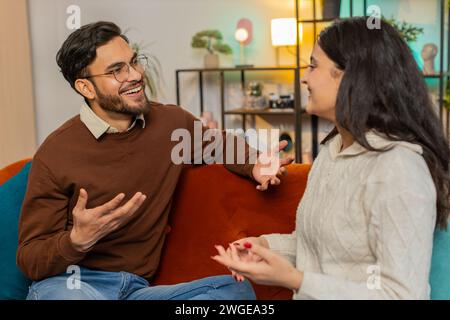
{"left": 96, "top": 83, "right": 151, "bottom": 116}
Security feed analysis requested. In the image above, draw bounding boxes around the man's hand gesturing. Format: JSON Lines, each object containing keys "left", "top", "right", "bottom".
{"left": 70, "top": 188, "right": 147, "bottom": 252}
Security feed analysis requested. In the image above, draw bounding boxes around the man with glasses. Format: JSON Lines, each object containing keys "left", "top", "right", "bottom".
{"left": 17, "top": 21, "right": 293, "bottom": 300}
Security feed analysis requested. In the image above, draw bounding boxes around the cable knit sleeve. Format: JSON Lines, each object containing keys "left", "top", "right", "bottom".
{"left": 294, "top": 150, "right": 436, "bottom": 300}
{"left": 261, "top": 232, "right": 297, "bottom": 266}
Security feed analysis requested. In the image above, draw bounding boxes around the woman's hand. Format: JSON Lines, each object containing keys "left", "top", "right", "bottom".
{"left": 225, "top": 237, "right": 268, "bottom": 282}
{"left": 212, "top": 242, "right": 303, "bottom": 291}
{"left": 231, "top": 236, "right": 269, "bottom": 249}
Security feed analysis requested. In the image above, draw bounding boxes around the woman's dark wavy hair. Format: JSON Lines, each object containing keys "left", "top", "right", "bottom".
{"left": 319, "top": 17, "right": 450, "bottom": 230}
{"left": 56, "top": 21, "right": 128, "bottom": 104}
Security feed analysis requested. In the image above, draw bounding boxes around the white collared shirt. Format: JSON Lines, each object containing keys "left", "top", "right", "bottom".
{"left": 79, "top": 104, "right": 146, "bottom": 139}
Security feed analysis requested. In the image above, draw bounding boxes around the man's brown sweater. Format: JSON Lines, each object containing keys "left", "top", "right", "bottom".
{"left": 17, "top": 102, "right": 255, "bottom": 281}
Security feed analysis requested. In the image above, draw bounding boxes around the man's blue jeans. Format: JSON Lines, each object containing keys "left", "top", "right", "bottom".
{"left": 26, "top": 267, "right": 256, "bottom": 300}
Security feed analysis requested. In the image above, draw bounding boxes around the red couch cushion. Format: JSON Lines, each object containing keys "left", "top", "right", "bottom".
{"left": 154, "top": 163, "right": 311, "bottom": 299}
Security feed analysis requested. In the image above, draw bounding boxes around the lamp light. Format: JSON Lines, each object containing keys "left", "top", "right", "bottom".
{"left": 271, "top": 18, "right": 303, "bottom": 66}
{"left": 271, "top": 18, "right": 297, "bottom": 47}
{"left": 235, "top": 28, "right": 249, "bottom": 66}
{"left": 235, "top": 28, "right": 249, "bottom": 43}
{"left": 235, "top": 18, "right": 254, "bottom": 68}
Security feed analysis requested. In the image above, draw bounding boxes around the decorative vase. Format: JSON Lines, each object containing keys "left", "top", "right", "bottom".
{"left": 204, "top": 53, "right": 219, "bottom": 69}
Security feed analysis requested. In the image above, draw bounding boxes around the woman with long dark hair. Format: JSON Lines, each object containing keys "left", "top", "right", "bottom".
{"left": 212, "top": 17, "right": 450, "bottom": 299}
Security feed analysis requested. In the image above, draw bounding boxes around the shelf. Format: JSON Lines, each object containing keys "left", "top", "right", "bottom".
{"left": 176, "top": 67, "right": 300, "bottom": 73}
{"left": 423, "top": 74, "right": 445, "bottom": 79}
{"left": 298, "top": 18, "right": 337, "bottom": 23}
{"left": 224, "top": 107, "right": 298, "bottom": 115}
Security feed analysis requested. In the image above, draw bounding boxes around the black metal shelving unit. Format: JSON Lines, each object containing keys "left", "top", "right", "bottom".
{"left": 442, "top": 0, "right": 450, "bottom": 138}
{"left": 431, "top": 0, "right": 449, "bottom": 137}
{"left": 447, "top": 0, "right": 450, "bottom": 138}
{"left": 176, "top": 66, "right": 306, "bottom": 162}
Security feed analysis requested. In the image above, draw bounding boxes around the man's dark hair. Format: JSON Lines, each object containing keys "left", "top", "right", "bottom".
{"left": 56, "top": 21, "right": 129, "bottom": 103}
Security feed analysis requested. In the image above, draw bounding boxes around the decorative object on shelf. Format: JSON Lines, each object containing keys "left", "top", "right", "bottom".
{"left": 280, "top": 131, "right": 294, "bottom": 153}
{"left": 279, "top": 130, "right": 296, "bottom": 160}
{"left": 191, "top": 30, "right": 233, "bottom": 69}
{"left": 234, "top": 18, "right": 254, "bottom": 68}
{"left": 268, "top": 93, "right": 279, "bottom": 108}
{"left": 131, "top": 42, "right": 163, "bottom": 99}
{"left": 421, "top": 43, "right": 438, "bottom": 75}
{"left": 322, "top": 0, "right": 341, "bottom": 20}
{"left": 269, "top": 93, "right": 295, "bottom": 109}
{"left": 245, "top": 81, "right": 266, "bottom": 109}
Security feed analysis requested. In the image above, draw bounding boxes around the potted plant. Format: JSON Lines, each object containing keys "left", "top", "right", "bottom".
{"left": 191, "top": 30, "right": 233, "bottom": 68}
{"left": 444, "top": 83, "right": 450, "bottom": 135}
{"left": 131, "top": 42, "right": 163, "bottom": 100}
{"left": 443, "top": 82, "right": 450, "bottom": 110}
{"left": 383, "top": 17, "right": 424, "bottom": 43}
{"left": 383, "top": 16, "right": 424, "bottom": 66}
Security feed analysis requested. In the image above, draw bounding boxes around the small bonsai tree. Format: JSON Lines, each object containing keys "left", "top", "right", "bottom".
{"left": 383, "top": 16, "right": 424, "bottom": 43}
{"left": 191, "top": 30, "right": 232, "bottom": 55}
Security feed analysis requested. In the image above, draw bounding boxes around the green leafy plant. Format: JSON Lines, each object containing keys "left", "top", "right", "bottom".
{"left": 444, "top": 83, "right": 450, "bottom": 110}
{"left": 131, "top": 42, "right": 163, "bottom": 99}
{"left": 383, "top": 16, "right": 424, "bottom": 43}
{"left": 191, "top": 30, "right": 233, "bottom": 55}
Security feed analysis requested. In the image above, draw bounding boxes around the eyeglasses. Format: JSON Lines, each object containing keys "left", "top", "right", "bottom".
{"left": 84, "top": 54, "right": 148, "bottom": 83}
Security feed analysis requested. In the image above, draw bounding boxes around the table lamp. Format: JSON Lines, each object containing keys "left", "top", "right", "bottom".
{"left": 271, "top": 18, "right": 302, "bottom": 66}
{"left": 235, "top": 18, "right": 254, "bottom": 68}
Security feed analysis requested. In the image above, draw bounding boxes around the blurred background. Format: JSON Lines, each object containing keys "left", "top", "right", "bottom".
{"left": 1, "top": 0, "right": 448, "bottom": 168}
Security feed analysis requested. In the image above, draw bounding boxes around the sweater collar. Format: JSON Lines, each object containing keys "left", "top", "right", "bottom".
{"left": 328, "top": 130, "right": 423, "bottom": 160}
{"left": 80, "top": 104, "right": 145, "bottom": 139}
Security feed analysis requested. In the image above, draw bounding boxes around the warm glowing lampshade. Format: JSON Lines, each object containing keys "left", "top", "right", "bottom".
{"left": 235, "top": 28, "right": 249, "bottom": 43}
{"left": 271, "top": 18, "right": 297, "bottom": 46}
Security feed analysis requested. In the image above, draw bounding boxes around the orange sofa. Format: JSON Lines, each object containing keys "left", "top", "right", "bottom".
{"left": 0, "top": 160, "right": 311, "bottom": 300}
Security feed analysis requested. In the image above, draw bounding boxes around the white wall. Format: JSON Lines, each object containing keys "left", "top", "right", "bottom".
{"left": 28, "top": 0, "right": 301, "bottom": 145}
{"left": 0, "top": 0, "right": 36, "bottom": 168}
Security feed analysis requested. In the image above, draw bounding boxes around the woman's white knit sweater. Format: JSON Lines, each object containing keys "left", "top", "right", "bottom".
{"left": 263, "top": 130, "right": 437, "bottom": 300}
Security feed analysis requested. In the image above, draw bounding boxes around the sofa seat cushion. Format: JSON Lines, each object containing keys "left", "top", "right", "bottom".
{"left": 154, "top": 164, "right": 311, "bottom": 299}
{"left": 0, "top": 161, "right": 32, "bottom": 299}
{"left": 430, "top": 229, "right": 450, "bottom": 300}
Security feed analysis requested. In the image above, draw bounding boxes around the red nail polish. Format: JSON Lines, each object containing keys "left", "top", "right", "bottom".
{"left": 244, "top": 242, "right": 252, "bottom": 249}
